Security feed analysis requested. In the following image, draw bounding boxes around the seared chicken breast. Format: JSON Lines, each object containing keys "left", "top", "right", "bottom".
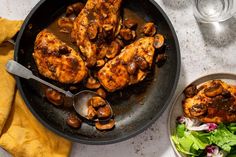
{"left": 183, "top": 80, "right": 236, "bottom": 123}
{"left": 71, "top": 0, "right": 122, "bottom": 66}
{"left": 98, "top": 37, "right": 156, "bottom": 92}
{"left": 33, "top": 29, "right": 87, "bottom": 84}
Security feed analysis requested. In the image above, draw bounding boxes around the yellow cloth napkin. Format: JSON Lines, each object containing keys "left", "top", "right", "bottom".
{"left": 0, "top": 18, "right": 72, "bottom": 157}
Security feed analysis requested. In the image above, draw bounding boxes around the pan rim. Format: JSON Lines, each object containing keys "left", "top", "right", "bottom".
{"left": 14, "top": 0, "right": 181, "bottom": 145}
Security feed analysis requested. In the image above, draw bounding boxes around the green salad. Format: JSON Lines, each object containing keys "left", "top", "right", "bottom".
{"left": 172, "top": 116, "right": 236, "bottom": 157}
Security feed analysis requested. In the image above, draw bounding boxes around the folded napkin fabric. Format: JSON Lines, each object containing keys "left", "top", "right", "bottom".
{"left": 0, "top": 18, "right": 72, "bottom": 157}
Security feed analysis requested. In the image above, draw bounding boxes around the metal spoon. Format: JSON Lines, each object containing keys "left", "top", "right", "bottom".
{"left": 6, "top": 60, "right": 113, "bottom": 122}
{"left": 73, "top": 90, "right": 113, "bottom": 122}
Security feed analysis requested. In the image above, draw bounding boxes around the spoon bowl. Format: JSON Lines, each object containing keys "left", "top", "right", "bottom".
{"left": 73, "top": 90, "right": 113, "bottom": 122}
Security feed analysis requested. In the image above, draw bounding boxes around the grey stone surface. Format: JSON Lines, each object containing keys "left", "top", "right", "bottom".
{"left": 0, "top": 0, "right": 235, "bottom": 156}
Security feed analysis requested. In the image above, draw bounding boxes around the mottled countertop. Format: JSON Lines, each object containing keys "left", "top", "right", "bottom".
{"left": 0, "top": 0, "right": 236, "bottom": 156}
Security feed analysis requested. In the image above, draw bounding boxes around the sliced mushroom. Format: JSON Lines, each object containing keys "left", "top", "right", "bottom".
{"left": 69, "top": 86, "right": 78, "bottom": 91}
{"left": 86, "top": 56, "right": 97, "bottom": 67}
{"left": 115, "top": 38, "right": 125, "bottom": 48}
{"left": 131, "top": 30, "right": 136, "bottom": 39}
{"left": 103, "top": 24, "right": 113, "bottom": 31}
{"left": 189, "top": 104, "right": 207, "bottom": 117}
{"left": 222, "top": 89, "right": 231, "bottom": 98}
{"left": 87, "top": 23, "right": 98, "bottom": 40}
{"left": 87, "top": 106, "right": 97, "bottom": 120}
{"left": 106, "top": 41, "right": 121, "bottom": 59}
{"left": 101, "top": 9, "right": 108, "bottom": 18}
{"left": 119, "top": 28, "right": 136, "bottom": 41}
{"left": 102, "top": 24, "right": 114, "bottom": 39}
{"left": 45, "top": 88, "right": 64, "bottom": 106}
{"left": 85, "top": 77, "right": 101, "bottom": 89}
{"left": 95, "top": 119, "right": 115, "bottom": 130}
{"left": 204, "top": 83, "right": 223, "bottom": 97}
{"left": 97, "top": 105, "right": 112, "bottom": 119}
{"left": 57, "top": 17, "right": 74, "bottom": 33}
{"left": 155, "top": 54, "right": 167, "bottom": 68}
{"left": 72, "top": 2, "right": 85, "bottom": 15}
{"left": 127, "top": 62, "right": 138, "bottom": 75}
{"left": 115, "top": 19, "right": 123, "bottom": 37}
{"left": 184, "top": 84, "right": 198, "bottom": 98}
{"left": 66, "top": 6, "right": 74, "bottom": 17}
{"left": 96, "top": 88, "right": 107, "bottom": 98}
{"left": 96, "top": 59, "right": 105, "bottom": 68}
{"left": 123, "top": 18, "right": 137, "bottom": 29}
{"left": 66, "top": 2, "right": 85, "bottom": 16}
{"left": 142, "top": 22, "right": 156, "bottom": 37}
{"left": 154, "top": 34, "right": 165, "bottom": 49}
{"left": 66, "top": 114, "right": 82, "bottom": 128}
{"left": 88, "top": 96, "right": 106, "bottom": 108}
{"left": 135, "top": 56, "right": 148, "bottom": 70}
{"left": 98, "top": 45, "right": 108, "bottom": 59}
{"left": 198, "top": 85, "right": 207, "bottom": 91}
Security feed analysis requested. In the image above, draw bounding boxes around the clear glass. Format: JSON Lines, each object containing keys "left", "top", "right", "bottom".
{"left": 194, "top": 0, "right": 236, "bottom": 23}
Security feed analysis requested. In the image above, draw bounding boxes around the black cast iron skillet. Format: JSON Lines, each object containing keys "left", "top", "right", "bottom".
{"left": 14, "top": 0, "right": 180, "bottom": 144}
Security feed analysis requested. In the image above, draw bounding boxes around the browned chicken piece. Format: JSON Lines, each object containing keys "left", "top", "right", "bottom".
{"left": 71, "top": 0, "right": 122, "bottom": 67}
{"left": 98, "top": 37, "right": 156, "bottom": 92}
{"left": 183, "top": 80, "right": 236, "bottom": 123}
{"left": 33, "top": 29, "right": 87, "bottom": 84}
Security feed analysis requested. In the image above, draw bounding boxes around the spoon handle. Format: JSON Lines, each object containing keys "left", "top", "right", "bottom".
{"left": 6, "top": 60, "right": 33, "bottom": 79}
{"left": 32, "top": 76, "right": 73, "bottom": 97}
{"left": 6, "top": 60, "right": 73, "bottom": 97}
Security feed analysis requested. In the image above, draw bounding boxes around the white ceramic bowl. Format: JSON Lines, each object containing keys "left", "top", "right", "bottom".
{"left": 168, "top": 73, "right": 236, "bottom": 157}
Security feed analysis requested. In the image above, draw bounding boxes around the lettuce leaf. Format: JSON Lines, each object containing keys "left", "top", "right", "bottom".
{"left": 227, "top": 147, "right": 236, "bottom": 157}
{"left": 176, "top": 124, "right": 185, "bottom": 138}
{"left": 173, "top": 122, "right": 236, "bottom": 156}
{"left": 172, "top": 124, "right": 210, "bottom": 156}
{"left": 227, "top": 123, "right": 236, "bottom": 134}
{"left": 210, "top": 123, "right": 236, "bottom": 152}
